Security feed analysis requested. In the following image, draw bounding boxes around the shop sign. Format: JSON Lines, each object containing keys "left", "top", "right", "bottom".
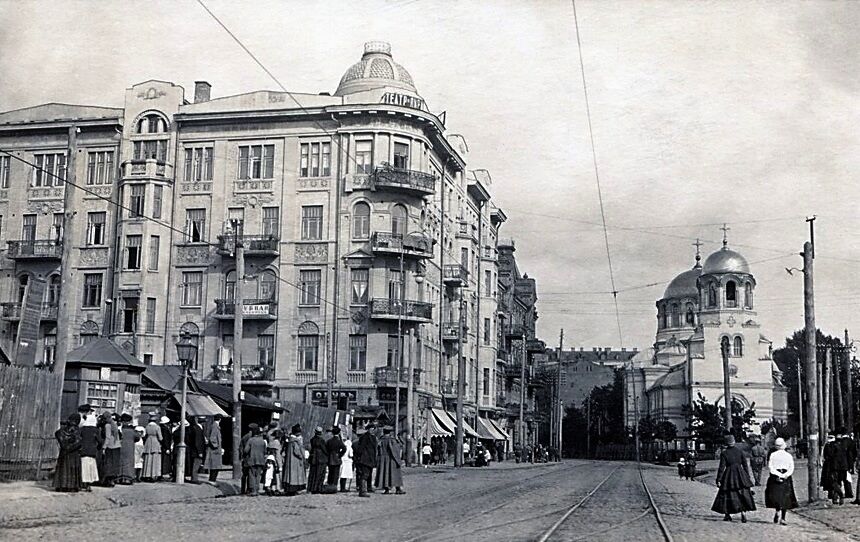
{"left": 380, "top": 92, "right": 426, "bottom": 111}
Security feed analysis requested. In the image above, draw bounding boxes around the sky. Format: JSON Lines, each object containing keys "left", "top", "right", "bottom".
{"left": 1, "top": 0, "right": 858, "bottom": 352}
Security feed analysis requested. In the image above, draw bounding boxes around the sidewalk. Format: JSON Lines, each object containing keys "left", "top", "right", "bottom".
{"left": 0, "top": 478, "right": 240, "bottom": 526}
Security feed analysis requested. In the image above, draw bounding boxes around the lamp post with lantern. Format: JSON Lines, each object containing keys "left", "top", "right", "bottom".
{"left": 174, "top": 331, "right": 198, "bottom": 484}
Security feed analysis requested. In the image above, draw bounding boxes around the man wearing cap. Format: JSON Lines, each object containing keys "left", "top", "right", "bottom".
{"left": 204, "top": 414, "right": 223, "bottom": 482}
{"left": 749, "top": 436, "right": 767, "bottom": 486}
{"left": 159, "top": 416, "right": 173, "bottom": 481}
{"left": 243, "top": 425, "right": 267, "bottom": 496}
{"left": 307, "top": 426, "right": 329, "bottom": 493}
{"left": 353, "top": 422, "right": 378, "bottom": 497}
{"left": 240, "top": 423, "right": 259, "bottom": 494}
{"left": 325, "top": 426, "right": 347, "bottom": 488}
{"left": 185, "top": 416, "right": 206, "bottom": 484}
{"left": 377, "top": 426, "right": 405, "bottom": 495}
{"left": 283, "top": 424, "right": 307, "bottom": 495}
{"left": 822, "top": 431, "right": 849, "bottom": 504}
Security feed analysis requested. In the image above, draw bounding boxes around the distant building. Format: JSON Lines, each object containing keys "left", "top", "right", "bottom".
{"left": 550, "top": 347, "right": 639, "bottom": 408}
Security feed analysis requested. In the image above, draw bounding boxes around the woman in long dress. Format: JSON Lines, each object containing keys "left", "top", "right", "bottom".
{"left": 283, "top": 424, "right": 307, "bottom": 496}
{"left": 117, "top": 414, "right": 136, "bottom": 485}
{"left": 711, "top": 434, "right": 756, "bottom": 522}
{"left": 78, "top": 411, "right": 102, "bottom": 490}
{"left": 339, "top": 438, "right": 354, "bottom": 492}
{"left": 101, "top": 413, "right": 122, "bottom": 486}
{"left": 765, "top": 437, "right": 798, "bottom": 525}
{"left": 54, "top": 414, "right": 82, "bottom": 492}
{"left": 141, "top": 415, "right": 162, "bottom": 481}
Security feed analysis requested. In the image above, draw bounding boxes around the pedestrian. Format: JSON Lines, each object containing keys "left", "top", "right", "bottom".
{"left": 840, "top": 431, "right": 856, "bottom": 500}
{"left": 711, "top": 434, "right": 756, "bottom": 523}
{"left": 117, "top": 413, "right": 136, "bottom": 485}
{"left": 266, "top": 427, "right": 283, "bottom": 493}
{"left": 750, "top": 436, "right": 766, "bottom": 486}
{"left": 133, "top": 426, "right": 145, "bottom": 481}
{"left": 204, "top": 414, "right": 223, "bottom": 482}
{"left": 283, "top": 424, "right": 307, "bottom": 496}
{"left": 685, "top": 450, "right": 698, "bottom": 481}
{"left": 159, "top": 416, "right": 173, "bottom": 481}
{"left": 307, "top": 426, "right": 328, "bottom": 494}
{"left": 353, "top": 422, "right": 378, "bottom": 498}
{"left": 326, "top": 426, "right": 347, "bottom": 489}
{"left": 514, "top": 442, "right": 522, "bottom": 463}
{"left": 853, "top": 430, "right": 860, "bottom": 506}
{"left": 101, "top": 412, "right": 121, "bottom": 487}
{"left": 78, "top": 405, "right": 102, "bottom": 491}
{"left": 497, "top": 441, "right": 505, "bottom": 462}
{"left": 440, "top": 437, "right": 448, "bottom": 465}
{"left": 54, "top": 414, "right": 82, "bottom": 492}
{"left": 377, "top": 426, "right": 405, "bottom": 494}
{"left": 240, "top": 423, "right": 257, "bottom": 494}
{"left": 422, "top": 442, "right": 432, "bottom": 467}
{"left": 186, "top": 416, "right": 206, "bottom": 484}
{"left": 141, "top": 413, "right": 162, "bottom": 482}
{"left": 474, "top": 443, "right": 486, "bottom": 467}
{"left": 463, "top": 439, "right": 471, "bottom": 463}
{"left": 340, "top": 437, "right": 354, "bottom": 491}
{"left": 678, "top": 457, "right": 686, "bottom": 479}
{"left": 243, "top": 425, "right": 267, "bottom": 496}
{"left": 765, "top": 437, "right": 798, "bottom": 525}
{"left": 822, "top": 431, "right": 848, "bottom": 504}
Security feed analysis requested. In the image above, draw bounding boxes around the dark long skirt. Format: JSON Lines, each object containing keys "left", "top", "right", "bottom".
{"left": 102, "top": 447, "right": 121, "bottom": 482}
{"left": 117, "top": 435, "right": 136, "bottom": 484}
{"left": 765, "top": 475, "right": 798, "bottom": 510}
{"left": 712, "top": 488, "right": 756, "bottom": 514}
{"left": 307, "top": 464, "right": 326, "bottom": 493}
{"left": 54, "top": 450, "right": 82, "bottom": 492}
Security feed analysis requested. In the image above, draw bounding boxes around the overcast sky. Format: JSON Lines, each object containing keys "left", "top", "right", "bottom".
{"left": 1, "top": 0, "right": 858, "bottom": 352}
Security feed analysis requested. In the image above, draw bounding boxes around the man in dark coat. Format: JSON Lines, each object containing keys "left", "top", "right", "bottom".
{"left": 243, "top": 425, "right": 267, "bottom": 496}
{"left": 822, "top": 432, "right": 849, "bottom": 504}
{"left": 353, "top": 422, "right": 378, "bottom": 497}
{"left": 749, "top": 436, "right": 767, "bottom": 486}
{"left": 307, "top": 426, "right": 328, "bottom": 493}
{"left": 159, "top": 416, "right": 173, "bottom": 480}
{"left": 325, "top": 426, "right": 347, "bottom": 488}
{"left": 240, "top": 423, "right": 257, "bottom": 494}
{"left": 185, "top": 416, "right": 206, "bottom": 483}
{"left": 377, "top": 426, "right": 405, "bottom": 494}
{"left": 840, "top": 432, "right": 856, "bottom": 499}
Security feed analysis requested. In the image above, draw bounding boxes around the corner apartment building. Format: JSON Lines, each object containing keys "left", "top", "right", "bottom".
{"left": 0, "top": 42, "right": 527, "bottom": 439}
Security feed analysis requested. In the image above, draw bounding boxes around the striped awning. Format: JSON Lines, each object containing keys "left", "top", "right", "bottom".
{"left": 488, "top": 418, "right": 511, "bottom": 441}
{"left": 432, "top": 408, "right": 480, "bottom": 438}
{"left": 475, "top": 417, "right": 507, "bottom": 441}
{"left": 426, "top": 409, "right": 453, "bottom": 437}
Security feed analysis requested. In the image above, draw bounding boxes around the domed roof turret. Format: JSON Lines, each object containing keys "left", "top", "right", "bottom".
{"left": 663, "top": 267, "right": 702, "bottom": 299}
{"left": 335, "top": 42, "right": 418, "bottom": 97}
{"left": 702, "top": 247, "right": 750, "bottom": 275}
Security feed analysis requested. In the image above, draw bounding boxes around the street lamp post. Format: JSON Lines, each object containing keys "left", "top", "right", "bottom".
{"left": 174, "top": 332, "right": 198, "bottom": 484}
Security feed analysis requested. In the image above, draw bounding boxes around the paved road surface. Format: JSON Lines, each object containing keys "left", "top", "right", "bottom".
{"left": 3, "top": 461, "right": 853, "bottom": 541}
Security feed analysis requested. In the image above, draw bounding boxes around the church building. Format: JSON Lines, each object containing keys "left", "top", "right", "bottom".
{"left": 623, "top": 234, "right": 788, "bottom": 441}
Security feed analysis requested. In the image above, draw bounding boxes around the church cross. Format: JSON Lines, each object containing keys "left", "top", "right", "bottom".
{"left": 692, "top": 238, "right": 702, "bottom": 266}
{"left": 720, "top": 223, "right": 730, "bottom": 247}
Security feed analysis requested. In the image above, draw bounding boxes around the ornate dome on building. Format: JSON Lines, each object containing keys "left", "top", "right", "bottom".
{"left": 702, "top": 246, "right": 750, "bottom": 275}
{"left": 335, "top": 41, "right": 418, "bottom": 97}
{"left": 663, "top": 265, "right": 702, "bottom": 300}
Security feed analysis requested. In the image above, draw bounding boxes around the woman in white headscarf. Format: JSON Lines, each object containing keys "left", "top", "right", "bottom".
{"left": 765, "top": 437, "right": 798, "bottom": 525}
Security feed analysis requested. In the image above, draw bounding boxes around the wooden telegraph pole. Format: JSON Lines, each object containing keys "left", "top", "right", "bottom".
{"left": 720, "top": 336, "right": 732, "bottom": 433}
{"left": 231, "top": 222, "right": 244, "bottom": 480}
{"left": 846, "top": 329, "right": 854, "bottom": 432}
{"left": 803, "top": 235, "right": 820, "bottom": 502}
{"left": 834, "top": 344, "right": 844, "bottom": 431}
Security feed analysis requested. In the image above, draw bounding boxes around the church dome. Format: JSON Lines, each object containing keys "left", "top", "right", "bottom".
{"left": 335, "top": 42, "right": 418, "bottom": 97}
{"left": 663, "top": 267, "right": 702, "bottom": 299}
{"left": 702, "top": 247, "right": 750, "bottom": 275}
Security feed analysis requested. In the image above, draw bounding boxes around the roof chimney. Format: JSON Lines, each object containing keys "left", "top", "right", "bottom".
{"left": 194, "top": 81, "right": 211, "bottom": 103}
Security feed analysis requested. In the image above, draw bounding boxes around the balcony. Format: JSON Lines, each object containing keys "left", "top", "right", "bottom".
{"left": 441, "top": 322, "right": 461, "bottom": 342}
{"left": 369, "top": 298, "right": 433, "bottom": 323}
{"left": 497, "top": 349, "right": 511, "bottom": 363}
{"left": 373, "top": 366, "right": 420, "bottom": 387}
{"left": 505, "top": 324, "right": 526, "bottom": 339}
{"left": 213, "top": 299, "right": 277, "bottom": 320}
{"left": 456, "top": 220, "right": 478, "bottom": 243}
{"left": 1, "top": 302, "right": 58, "bottom": 321}
{"left": 211, "top": 364, "right": 274, "bottom": 382}
{"left": 217, "top": 234, "right": 279, "bottom": 257}
{"left": 123, "top": 159, "right": 171, "bottom": 179}
{"left": 7, "top": 240, "right": 62, "bottom": 260}
{"left": 526, "top": 338, "right": 546, "bottom": 353}
{"left": 505, "top": 364, "right": 524, "bottom": 379}
{"left": 370, "top": 232, "right": 433, "bottom": 259}
{"left": 442, "top": 264, "right": 468, "bottom": 286}
{"left": 346, "top": 371, "right": 367, "bottom": 384}
{"left": 371, "top": 164, "right": 436, "bottom": 196}
{"left": 440, "top": 378, "right": 457, "bottom": 397}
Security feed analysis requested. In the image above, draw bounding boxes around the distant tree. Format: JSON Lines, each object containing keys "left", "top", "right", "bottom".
{"left": 637, "top": 416, "right": 658, "bottom": 443}
{"left": 685, "top": 393, "right": 756, "bottom": 447}
{"left": 760, "top": 418, "right": 798, "bottom": 439}
{"left": 656, "top": 420, "right": 678, "bottom": 442}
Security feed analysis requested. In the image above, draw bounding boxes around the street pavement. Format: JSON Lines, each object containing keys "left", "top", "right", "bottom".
{"left": 1, "top": 460, "right": 854, "bottom": 541}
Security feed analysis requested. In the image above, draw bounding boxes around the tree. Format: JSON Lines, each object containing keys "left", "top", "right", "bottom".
{"left": 760, "top": 418, "right": 798, "bottom": 439}
{"left": 685, "top": 393, "right": 756, "bottom": 447}
{"left": 637, "top": 416, "right": 658, "bottom": 443}
{"left": 656, "top": 420, "right": 678, "bottom": 442}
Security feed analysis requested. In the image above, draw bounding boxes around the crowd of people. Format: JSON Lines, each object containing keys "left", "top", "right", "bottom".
{"left": 513, "top": 442, "right": 560, "bottom": 464}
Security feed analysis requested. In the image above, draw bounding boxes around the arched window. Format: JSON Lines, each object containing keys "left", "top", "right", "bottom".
{"left": 671, "top": 304, "right": 680, "bottom": 328}
{"left": 725, "top": 281, "right": 737, "bottom": 308}
{"left": 46, "top": 275, "right": 61, "bottom": 306}
{"left": 353, "top": 202, "right": 370, "bottom": 240}
{"left": 80, "top": 320, "right": 99, "bottom": 346}
{"left": 224, "top": 270, "right": 236, "bottom": 300}
{"left": 391, "top": 205, "right": 408, "bottom": 237}
{"left": 708, "top": 283, "right": 717, "bottom": 308}
{"left": 657, "top": 305, "right": 666, "bottom": 330}
{"left": 297, "top": 321, "right": 319, "bottom": 371}
{"left": 685, "top": 304, "right": 695, "bottom": 326}
{"left": 17, "top": 275, "right": 29, "bottom": 303}
{"left": 733, "top": 336, "right": 743, "bottom": 357}
{"left": 136, "top": 113, "right": 168, "bottom": 134}
{"left": 259, "top": 270, "right": 277, "bottom": 300}
{"left": 745, "top": 283, "right": 753, "bottom": 309}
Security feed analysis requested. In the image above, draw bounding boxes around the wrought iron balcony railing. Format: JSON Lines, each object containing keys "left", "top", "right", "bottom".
{"left": 216, "top": 234, "right": 280, "bottom": 256}
{"left": 370, "top": 231, "right": 433, "bottom": 258}
{"left": 373, "top": 366, "right": 420, "bottom": 387}
{"left": 123, "top": 159, "right": 171, "bottom": 179}
{"left": 442, "top": 264, "right": 469, "bottom": 285}
{"left": 7, "top": 240, "right": 63, "bottom": 259}
{"left": 526, "top": 338, "right": 546, "bottom": 353}
{"left": 1, "top": 302, "right": 58, "bottom": 321}
{"left": 211, "top": 364, "right": 274, "bottom": 381}
{"left": 441, "top": 321, "right": 461, "bottom": 341}
{"left": 369, "top": 298, "right": 433, "bottom": 322}
{"left": 213, "top": 299, "right": 277, "bottom": 319}
{"left": 505, "top": 324, "right": 526, "bottom": 339}
{"left": 371, "top": 164, "right": 436, "bottom": 195}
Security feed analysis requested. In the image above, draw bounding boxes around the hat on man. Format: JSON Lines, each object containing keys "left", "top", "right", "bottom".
{"left": 724, "top": 434, "right": 736, "bottom": 445}
{"left": 160, "top": 416, "right": 170, "bottom": 424}
{"left": 383, "top": 426, "right": 393, "bottom": 434}
{"left": 248, "top": 423, "right": 259, "bottom": 433}
{"left": 77, "top": 404, "right": 94, "bottom": 413}
{"left": 291, "top": 424, "right": 302, "bottom": 435}
{"left": 120, "top": 413, "right": 133, "bottom": 423}
{"left": 775, "top": 437, "right": 787, "bottom": 450}
{"left": 314, "top": 426, "right": 323, "bottom": 434}
{"left": 331, "top": 426, "right": 341, "bottom": 435}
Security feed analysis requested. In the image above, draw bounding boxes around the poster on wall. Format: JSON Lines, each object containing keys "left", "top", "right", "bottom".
{"left": 15, "top": 277, "right": 46, "bottom": 367}
{"left": 124, "top": 391, "right": 141, "bottom": 426}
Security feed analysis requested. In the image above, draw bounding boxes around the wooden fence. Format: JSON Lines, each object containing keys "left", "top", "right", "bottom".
{"left": 0, "top": 364, "right": 63, "bottom": 480}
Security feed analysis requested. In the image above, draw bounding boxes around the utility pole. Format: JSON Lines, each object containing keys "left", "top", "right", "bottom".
{"left": 394, "top": 246, "right": 404, "bottom": 440}
{"left": 455, "top": 294, "right": 465, "bottom": 467}
{"left": 824, "top": 346, "right": 832, "bottom": 433}
{"left": 556, "top": 329, "right": 563, "bottom": 453}
{"left": 834, "top": 345, "right": 844, "bottom": 430}
{"left": 720, "top": 336, "right": 732, "bottom": 433}
{"left": 846, "top": 329, "right": 854, "bottom": 432}
{"left": 519, "top": 332, "right": 526, "bottom": 450}
{"left": 326, "top": 332, "right": 333, "bottom": 408}
{"left": 797, "top": 360, "right": 804, "bottom": 439}
{"left": 586, "top": 392, "right": 591, "bottom": 459}
{"left": 231, "top": 222, "right": 244, "bottom": 480}
{"left": 405, "top": 328, "right": 414, "bottom": 467}
{"left": 54, "top": 125, "right": 77, "bottom": 380}
{"left": 802, "top": 238, "right": 820, "bottom": 502}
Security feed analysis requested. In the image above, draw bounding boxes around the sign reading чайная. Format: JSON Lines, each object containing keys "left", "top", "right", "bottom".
{"left": 380, "top": 92, "right": 426, "bottom": 111}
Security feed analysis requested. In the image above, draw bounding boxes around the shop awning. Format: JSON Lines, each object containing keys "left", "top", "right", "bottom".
{"left": 432, "top": 408, "right": 479, "bottom": 439}
{"left": 182, "top": 393, "right": 228, "bottom": 417}
{"left": 475, "top": 417, "right": 507, "bottom": 441}
{"left": 489, "top": 418, "right": 511, "bottom": 441}
{"left": 426, "top": 409, "right": 453, "bottom": 437}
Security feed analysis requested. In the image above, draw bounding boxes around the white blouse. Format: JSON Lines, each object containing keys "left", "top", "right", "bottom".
{"left": 768, "top": 449, "right": 795, "bottom": 479}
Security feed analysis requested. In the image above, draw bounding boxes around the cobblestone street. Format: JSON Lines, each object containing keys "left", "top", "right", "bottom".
{"left": 2, "top": 461, "right": 854, "bottom": 541}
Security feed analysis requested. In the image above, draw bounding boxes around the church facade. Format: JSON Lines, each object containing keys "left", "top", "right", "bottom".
{"left": 623, "top": 239, "right": 788, "bottom": 440}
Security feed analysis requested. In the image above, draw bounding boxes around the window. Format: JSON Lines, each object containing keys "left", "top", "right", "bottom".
{"left": 227, "top": 207, "right": 244, "bottom": 237}
{"left": 725, "top": 281, "right": 737, "bottom": 308}
{"left": 350, "top": 269, "right": 368, "bottom": 304}
{"left": 387, "top": 335, "right": 402, "bottom": 367}
{"left": 136, "top": 113, "right": 167, "bottom": 134}
{"left": 298, "top": 333, "right": 319, "bottom": 371}
{"left": 181, "top": 272, "right": 203, "bottom": 306}
{"left": 21, "top": 214, "right": 36, "bottom": 241}
{"left": 349, "top": 335, "right": 367, "bottom": 371}
{"left": 733, "top": 336, "right": 743, "bottom": 357}
{"left": 121, "top": 297, "right": 138, "bottom": 333}
{"left": 86, "top": 212, "right": 106, "bottom": 246}
{"left": 461, "top": 247, "right": 469, "bottom": 270}
{"left": 143, "top": 354, "right": 153, "bottom": 365}
{"left": 393, "top": 142, "right": 409, "bottom": 169}
{"left": 0, "top": 155, "right": 9, "bottom": 188}
{"left": 352, "top": 202, "right": 370, "bottom": 239}
{"left": 301, "top": 205, "right": 323, "bottom": 240}
{"left": 224, "top": 270, "right": 236, "bottom": 300}
{"left": 86, "top": 151, "right": 114, "bottom": 185}
{"left": 83, "top": 273, "right": 102, "bottom": 307}
{"left": 671, "top": 304, "right": 680, "bottom": 328}
{"left": 32, "top": 152, "right": 67, "bottom": 187}
{"left": 52, "top": 213, "right": 63, "bottom": 241}
{"left": 238, "top": 144, "right": 274, "bottom": 179}
{"left": 129, "top": 185, "right": 145, "bottom": 218}
{"left": 80, "top": 320, "right": 99, "bottom": 346}
{"left": 483, "top": 368, "right": 490, "bottom": 396}
{"left": 46, "top": 275, "right": 60, "bottom": 306}
{"left": 355, "top": 140, "right": 373, "bottom": 174}
{"left": 258, "top": 334, "right": 275, "bottom": 366}
{"left": 152, "top": 185, "right": 163, "bottom": 219}
{"left": 133, "top": 140, "right": 167, "bottom": 161}
{"left": 388, "top": 269, "right": 402, "bottom": 302}
{"left": 145, "top": 297, "right": 156, "bottom": 334}
{"left": 685, "top": 305, "right": 695, "bottom": 326}
{"left": 299, "top": 270, "right": 321, "bottom": 305}
{"left": 262, "top": 207, "right": 279, "bottom": 237}
{"left": 392, "top": 205, "right": 408, "bottom": 237}
{"left": 708, "top": 283, "right": 717, "bottom": 308}
{"left": 125, "top": 235, "right": 142, "bottom": 269}
{"left": 745, "top": 283, "right": 753, "bottom": 309}
{"left": 186, "top": 208, "right": 206, "bottom": 243}
{"left": 484, "top": 318, "right": 491, "bottom": 345}
{"left": 149, "top": 236, "right": 160, "bottom": 271}
{"left": 300, "top": 142, "right": 331, "bottom": 177}
{"left": 259, "top": 270, "right": 277, "bottom": 300}
{"left": 484, "top": 270, "right": 492, "bottom": 295}
{"left": 17, "top": 275, "right": 28, "bottom": 302}
{"left": 86, "top": 382, "right": 118, "bottom": 410}
{"left": 184, "top": 147, "right": 213, "bottom": 182}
